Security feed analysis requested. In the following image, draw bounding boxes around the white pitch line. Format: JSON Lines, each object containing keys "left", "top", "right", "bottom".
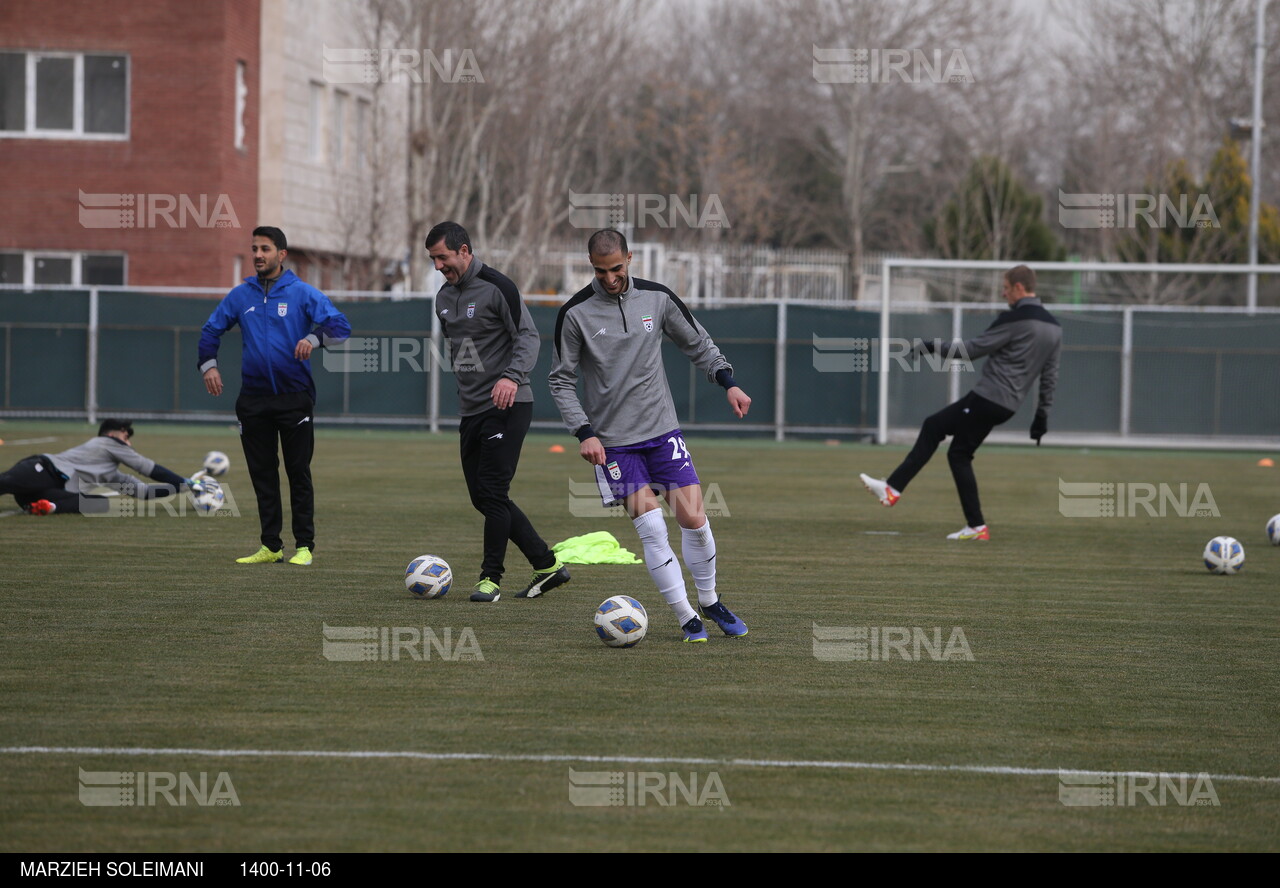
{"left": 3, "top": 746, "right": 1278, "bottom": 785}
{"left": 0, "top": 437, "right": 59, "bottom": 446}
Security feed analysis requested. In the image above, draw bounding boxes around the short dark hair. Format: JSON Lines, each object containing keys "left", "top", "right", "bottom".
{"left": 587, "top": 229, "right": 628, "bottom": 258}
{"left": 98, "top": 418, "right": 134, "bottom": 438}
{"left": 1005, "top": 265, "right": 1036, "bottom": 293}
{"left": 425, "top": 221, "right": 472, "bottom": 253}
{"left": 253, "top": 226, "right": 288, "bottom": 251}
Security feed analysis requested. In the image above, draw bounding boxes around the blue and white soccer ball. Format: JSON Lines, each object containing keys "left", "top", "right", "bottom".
{"left": 190, "top": 480, "right": 225, "bottom": 515}
{"left": 405, "top": 555, "right": 452, "bottom": 598}
{"left": 594, "top": 595, "right": 648, "bottom": 648}
{"left": 1267, "top": 514, "right": 1280, "bottom": 546}
{"left": 1204, "top": 536, "right": 1245, "bottom": 575}
{"left": 203, "top": 451, "right": 231, "bottom": 477}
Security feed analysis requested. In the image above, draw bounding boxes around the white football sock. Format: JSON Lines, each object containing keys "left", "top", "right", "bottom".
{"left": 633, "top": 508, "right": 695, "bottom": 624}
{"left": 681, "top": 520, "right": 718, "bottom": 607}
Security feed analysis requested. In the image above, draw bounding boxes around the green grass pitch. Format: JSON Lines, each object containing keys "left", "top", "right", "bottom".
{"left": 0, "top": 420, "right": 1277, "bottom": 851}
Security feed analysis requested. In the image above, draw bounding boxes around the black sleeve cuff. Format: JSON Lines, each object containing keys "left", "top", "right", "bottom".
{"left": 715, "top": 369, "right": 738, "bottom": 390}
{"left": 574, "top": 424, "right": 597, "bottom": 443}
{"left": 150, "top": 463, "right": 187, "bottom": 488}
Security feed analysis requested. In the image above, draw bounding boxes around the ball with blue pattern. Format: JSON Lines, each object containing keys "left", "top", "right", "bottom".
{"left": 202, "top": 451, "right": 231, "bottom": 477}
{"left": 593, "top": 595, "right": 648, "bottom": 647}
{"left": 1203, "top": 536, "right": 1244, "bottom": 575}
{"left": 405, "top": 555, "right": 452, "bottom": 598}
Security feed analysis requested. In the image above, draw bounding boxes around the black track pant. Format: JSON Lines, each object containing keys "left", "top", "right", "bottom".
{"left": 887, "top": 391, "right": 1015, "bottom": 528}
{"left": 0, "top": 455, "right": 100, "bottom": 513}
{"left": 458, "top": 402, "right": 555, "bottom": 584}
{"left": 237, "top": 391, "right": 315, "bottom": 551}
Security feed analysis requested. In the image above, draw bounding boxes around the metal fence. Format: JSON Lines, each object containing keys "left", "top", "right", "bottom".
{"left": 3, "top": 283, "right": 1279, "bottom": 448}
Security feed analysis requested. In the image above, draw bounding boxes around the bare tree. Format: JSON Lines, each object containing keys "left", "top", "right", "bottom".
{"left": 399, "top": 0, "right": 639, "bottom": 292}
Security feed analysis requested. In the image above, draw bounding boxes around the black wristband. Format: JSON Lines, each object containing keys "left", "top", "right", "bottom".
{"left": 151, "top": 463, "right": 188, "bottom": 488}
{"left": 715, "top": 368, "right": 737, "bottom": 390}
{"left": 574, "top": 424, "right": 597, "bottom": 443}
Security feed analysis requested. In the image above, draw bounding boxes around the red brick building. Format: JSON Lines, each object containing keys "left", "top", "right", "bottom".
{"left": 0, "top": 0, "right": 259, "bottom": 288}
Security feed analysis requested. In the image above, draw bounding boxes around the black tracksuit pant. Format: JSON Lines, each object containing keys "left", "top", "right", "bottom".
{"left": 0, "top": 455, "right": 101, "bottom": 514}
{"left": 887, "top": 391, "right": 1015, "bottom": 528}
{"left": 458, "top": 402, "right": 555, "bottom": 584}
{"left": 237, "top": 390, "right": 315, "bottom": 551}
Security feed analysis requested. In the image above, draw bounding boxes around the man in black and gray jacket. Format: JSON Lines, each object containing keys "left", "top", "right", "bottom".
{"left": 426, "top": 221, "right": 568, "bottom": 602}
{"left": 860, "top": 265, "right": 1062, "bottom": 540}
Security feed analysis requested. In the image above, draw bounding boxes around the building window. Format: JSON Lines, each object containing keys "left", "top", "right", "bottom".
{"left": 234, "top": 61, "right": 248, "bottom": 151}
{"left": 33, "top": 255, "right": 74, "bottom": 285}
{"left": 355, "top": 97, "right": 370, "bottom": 168}
{"left": 0, "top": 251, "right": 125, "bottom": 286}
{"left": 331, "top": 89, "right": 347, "bottom": 167}
{"left": 308, "top": 81, "right": 324, "bottom": 161}
{"left": 82, "top": 253, "right": 126, "bottom": 285}
{"left": 84, "top": 55, "right": 126, "bottom": 133}
{"left": 0, "top": 252, "right": 22, "bottom": 284}
{"left": 0, "top": 51, "right": 128, "bottom": 138}
{"left": 0, "top": 53, "right": 24, "bottom": 130}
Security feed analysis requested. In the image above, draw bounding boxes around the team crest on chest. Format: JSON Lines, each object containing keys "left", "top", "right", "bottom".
{"left": 606, "top": 460, "right": 622, "bottom": 481}
{"left": 641, "top": 314, "right": 654, "bottom": 333}
{"left": 466, "top": 302, "right": 476, "bottom": 318}
{"left": 277, "top": 302, "right": 288, "bottom": 317}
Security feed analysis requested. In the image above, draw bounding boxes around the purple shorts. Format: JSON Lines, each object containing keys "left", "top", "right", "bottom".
{"left": 593, "top": 429, "right": 700, "bottom": 507}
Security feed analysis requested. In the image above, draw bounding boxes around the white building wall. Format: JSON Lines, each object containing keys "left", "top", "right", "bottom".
{"left": 259, "top": 0, "right": 408, "bottom": 277}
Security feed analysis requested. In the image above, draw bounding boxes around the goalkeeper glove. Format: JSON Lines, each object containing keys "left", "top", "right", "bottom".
{"left": 185, "top": 473, "right": 219, "bottom": 495}
{"left": 1030, "top": 409, "right": 1048, "bottom": 446}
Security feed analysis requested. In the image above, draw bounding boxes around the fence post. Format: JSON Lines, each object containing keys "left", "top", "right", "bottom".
{"left": 950, "top": 304, "right": 963, "bottom": 404}
{"left": 1119, "top": 306, "right": 1133, "bottom": 437}
{"left": 87, "top": 287, "right": 99, "bottom": 425}
{"left": 774, "top": 301, "right": 787, "bottom": 442}
{"left": 877, "top": 265, "right": 892, "bottom": 444}
{"left": 429, "top": 293, "right": 440, "bottom": 433}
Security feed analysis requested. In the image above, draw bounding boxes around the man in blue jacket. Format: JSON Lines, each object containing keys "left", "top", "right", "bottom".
{"left": 198, "top": 227, "right": 351, "bottom": 565}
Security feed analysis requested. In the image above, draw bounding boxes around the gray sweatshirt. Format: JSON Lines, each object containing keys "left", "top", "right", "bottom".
{"left": 44, "top": 436, "right": 161, "bottom": 497}
{"left": 434, "top": 257, "right": 539, "bottom": 417}
{"left": 933, "top": 296, "right": 1062, "bottom": 413}
{"left": 549, "top": 276, "right": 732, "bottom": 446}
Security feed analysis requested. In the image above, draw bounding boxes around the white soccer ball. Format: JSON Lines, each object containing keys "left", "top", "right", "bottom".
{"left": 593, "top": 595, "right": 648, "bottom": 648}
{"left": 1267, "top": 514, "right": 1280, "bottom": 546}
{"left": 190, "top": 483, "right": 225, "bottom": 515}
{"left": 203, "top": 451, "right": 231, "bottom": 477}
{"left": 1203, "top": 536, "right": 1245, "bottom": 575}
{"left": 405, "top": 555, "right": 452, "bottom": 598}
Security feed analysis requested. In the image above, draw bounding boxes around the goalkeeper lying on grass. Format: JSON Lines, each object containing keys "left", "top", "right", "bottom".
{"left": 0, "top": 418, "right": 213, "bottom": 515}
